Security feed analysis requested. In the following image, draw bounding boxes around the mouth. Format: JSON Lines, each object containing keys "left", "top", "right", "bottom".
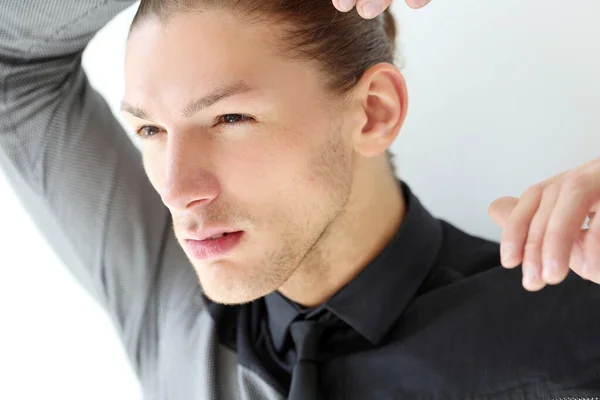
{"left": 205, "top": 232, "right": 230, "bottom": 240}
{"left": 185, "top": 231, "right": 244, "bottom": 260}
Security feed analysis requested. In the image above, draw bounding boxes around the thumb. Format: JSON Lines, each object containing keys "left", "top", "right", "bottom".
{"left": 488, "top": 196, "right": 519, "bottom": 229}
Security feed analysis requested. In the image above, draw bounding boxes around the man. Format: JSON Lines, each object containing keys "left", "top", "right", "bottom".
{"left": 1, "top": 1, "right": 600, "bottom": 399}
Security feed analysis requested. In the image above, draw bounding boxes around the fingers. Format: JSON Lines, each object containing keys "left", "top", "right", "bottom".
{"left": 495, "top": 171, "right": 571, "bottom": 282}
{"left": 498, "top": 172, "right": 570, "bottom": 270}
{"left": 357, "top": 0, "right": 393, "bottom": 19}
{"left": 333, "top": 0, "right": 393, "bottom": 19}
{"left": 491, "top": 160, "right": 600, "bottom": 291}
{"left": 499, "top": 186, "right": 543, "bottom": 269}
{"left": 333, "top": 0, "right": 357, "bottom": 12}
{"left": 493, "top": 183, "right": 587, "bottom": 290}
{"left": 405, "top": 0, "right": 432, "bottom": 9}
{"left": 522, "top": 184, "right": 563, "bottom": 290}
{"left": 543, "top": 169, "right": 600, "bottom": 284}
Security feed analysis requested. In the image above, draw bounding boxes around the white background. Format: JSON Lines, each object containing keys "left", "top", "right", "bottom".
{"left": 1, "top": 0, "right": 599, "bottom": 398}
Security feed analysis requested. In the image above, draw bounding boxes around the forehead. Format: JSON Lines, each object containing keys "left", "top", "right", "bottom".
{"left": 125, "top": 10, "right": 296, "bottom": 100}
{"left": 123, "top": 9, "right": 337, "bottom": 118}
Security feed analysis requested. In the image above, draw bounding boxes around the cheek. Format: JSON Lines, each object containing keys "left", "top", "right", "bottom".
{"left": 217, "top": 136, "right": 293, "bottom": 206}
{"left": 224, "top": 127, "right": 313, "bottom": 183}
{"left": 223, "top": 126, "right": 337, "bottom": 210}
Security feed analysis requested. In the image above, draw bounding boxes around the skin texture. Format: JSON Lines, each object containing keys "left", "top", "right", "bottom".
{"left": 122, "top": 10, "right": 408, "bottom": 306}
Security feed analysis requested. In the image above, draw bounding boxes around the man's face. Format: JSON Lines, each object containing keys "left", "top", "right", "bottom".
{"left": 123, "top": 10, "right": 356, "bottom": 304}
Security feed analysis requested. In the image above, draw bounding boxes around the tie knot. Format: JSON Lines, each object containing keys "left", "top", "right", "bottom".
{"left": 289, "top": 320, "right": 324, "bottom": 362}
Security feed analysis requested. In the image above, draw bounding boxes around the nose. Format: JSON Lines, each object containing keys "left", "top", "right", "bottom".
{"left": 160, "top": 132, "right": 219, "bottom": 211}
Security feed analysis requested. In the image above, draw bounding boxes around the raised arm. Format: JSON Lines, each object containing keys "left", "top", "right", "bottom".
{"left": 0, "top": 0, "right": 190, "bottom": 382}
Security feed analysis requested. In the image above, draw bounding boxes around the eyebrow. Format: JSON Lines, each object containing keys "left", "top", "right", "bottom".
{"left": 120, "top": 80, "right": 259, "bottom": 120}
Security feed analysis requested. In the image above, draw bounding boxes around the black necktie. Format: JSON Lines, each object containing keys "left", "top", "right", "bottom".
{"left": 288, "top": 320, "right": 325, "bottom": 400}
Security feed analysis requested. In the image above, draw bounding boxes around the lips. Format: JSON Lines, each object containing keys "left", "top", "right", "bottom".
{"left": 186, "top": 227, "right": 239, "bottom": 242}
{"left": 185, "top": 231, "right": 244, "bottom": 260}
{"left": 205, "top": 232, "right": 229, "bottom": 240}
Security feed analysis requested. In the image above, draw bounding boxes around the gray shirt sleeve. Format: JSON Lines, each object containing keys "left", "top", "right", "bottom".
{"left": 0, "top": 0, "right": 196, "bottom": 384}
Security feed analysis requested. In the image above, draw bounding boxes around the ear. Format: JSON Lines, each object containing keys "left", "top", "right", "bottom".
{"left": 351, "top": 63, "right": 408, "bottom": 157}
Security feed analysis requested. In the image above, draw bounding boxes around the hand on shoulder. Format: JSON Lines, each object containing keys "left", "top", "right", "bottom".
{"left": 489, "top": 157, "right": 600, "bottom": 291}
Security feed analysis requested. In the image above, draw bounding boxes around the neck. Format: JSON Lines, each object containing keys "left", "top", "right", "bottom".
{"left": 278, "top": 158, "right": 406, "bottom": 307}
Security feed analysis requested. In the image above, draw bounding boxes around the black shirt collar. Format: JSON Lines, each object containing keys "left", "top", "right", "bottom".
{"left": 265, "top": 181, "right": 443, "bottom": 349}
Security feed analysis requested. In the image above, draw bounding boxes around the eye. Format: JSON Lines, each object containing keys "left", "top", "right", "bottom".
{"left": 215, "top": 114, "right": 254, "bottom": 126}
{"left": 135, "top": 125, "right": 161, "bottom": 138}
{"left": 134, "top": 114, "right": 253, "bottom": 140}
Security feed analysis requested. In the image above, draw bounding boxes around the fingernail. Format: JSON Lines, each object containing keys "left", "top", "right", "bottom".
{"left": 523, "top": 263, "right": 539, "bottom": 286}
{"left": 362, "top": 1, "right": 382, "bottom": 18}
{"left": 543, "top": 258, "right": 559, "bottom": 279}
{"left": 501, "top": 243, "right": 514, "bottom": 266}
{"left": 338, "top": 0, "right": 354, "bottom": 11}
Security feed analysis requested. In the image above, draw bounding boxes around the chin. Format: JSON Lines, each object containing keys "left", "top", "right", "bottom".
{"left": 195, "top": 265, "right": 278, "bottom": 305}
{"left": 204, "top": 290, "right": 259, "bottom": 305}
{"left": 201, "top": 281, "right": 272, "bottom": 305}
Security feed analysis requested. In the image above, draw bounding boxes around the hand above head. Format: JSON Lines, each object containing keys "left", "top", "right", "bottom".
{"left": 488, "top": 157, "right": 600, "bottom": 291}
{"left": 332, "top": 0, "right": 432, "bottom": 19}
